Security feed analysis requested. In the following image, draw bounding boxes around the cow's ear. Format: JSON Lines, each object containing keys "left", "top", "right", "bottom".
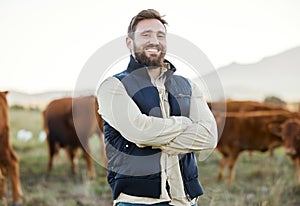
{"left": 268, "top": 123, "right": 282, "bottom": 137}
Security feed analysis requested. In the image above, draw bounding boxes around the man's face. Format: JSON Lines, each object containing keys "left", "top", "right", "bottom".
{"left": 129, "top": 19, "right": 167, "bottom": 67}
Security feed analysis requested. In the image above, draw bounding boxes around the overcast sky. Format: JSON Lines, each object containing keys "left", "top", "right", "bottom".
{"left": 1, "top": 0, "right": 300, "bottom": 93}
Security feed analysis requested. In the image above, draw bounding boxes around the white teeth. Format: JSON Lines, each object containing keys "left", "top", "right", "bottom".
{"left": 146, "top": 49, "right": 158, "bottom": 52}
{"left": 145, "top": 48, "right": 160, "bottom": 53}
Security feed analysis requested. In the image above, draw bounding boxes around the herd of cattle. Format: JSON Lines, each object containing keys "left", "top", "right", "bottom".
{"left": 209, "top": 101, "right": 300, "bottom": 184}
{"left": 1, "top": 91, "right": 300, "bottom": 205}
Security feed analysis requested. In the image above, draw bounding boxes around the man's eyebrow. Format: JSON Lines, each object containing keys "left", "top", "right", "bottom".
{"left": 141, "top": 30, "right": 152, "bottom": 33}
{"left": 140, "top": 30, "right": 166, "bottom": 34}
{"left": 157, "top": 31, "right": 166, "bottom": 35}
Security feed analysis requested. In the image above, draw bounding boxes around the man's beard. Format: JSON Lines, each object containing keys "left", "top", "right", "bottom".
{"left": 134, "top": 44, "right": 166, "bottom": 67}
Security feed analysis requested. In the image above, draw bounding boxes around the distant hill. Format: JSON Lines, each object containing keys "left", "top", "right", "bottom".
{"left": 202, "top": 46, "right": 300, "bottom": 101}
{"left": 6, "top": 46, "right": 300, "bottom": 108}
{"left": 7, "top": 90, "right": 73, "bottom": 109}
{"left": 7, "top": 90, "right": 95, "bottom": 109}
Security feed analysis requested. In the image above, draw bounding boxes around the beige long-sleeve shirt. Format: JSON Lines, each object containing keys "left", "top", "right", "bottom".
{"left": 97, "top": 67, "right": 218, "bottom": 206}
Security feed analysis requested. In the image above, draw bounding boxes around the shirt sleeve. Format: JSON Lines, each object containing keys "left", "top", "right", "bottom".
{"left": 160, "top": 80, "right": 218, "bottom": 158}
{"left": 97, "top": 77, "right": 193, "bottom": 147}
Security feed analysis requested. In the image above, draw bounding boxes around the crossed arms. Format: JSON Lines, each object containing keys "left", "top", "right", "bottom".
{"left": 97, "top": 77, "right": 218, "bottom": 156}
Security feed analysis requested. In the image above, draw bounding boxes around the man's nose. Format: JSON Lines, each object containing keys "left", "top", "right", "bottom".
{"left": 149, "top": 35, "right": 159, "bottom": 44}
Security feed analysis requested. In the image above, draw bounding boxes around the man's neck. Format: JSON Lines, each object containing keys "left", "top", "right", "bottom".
{"left": 147, "top": 67, "right": 161, "bottom": 80}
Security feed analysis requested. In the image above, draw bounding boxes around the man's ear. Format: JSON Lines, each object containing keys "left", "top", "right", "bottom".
{"left": 126, "top": 36, "right": 133, "bottom": 51}
{"left": 268, "top": 123, "right": 282, "bottom": 137}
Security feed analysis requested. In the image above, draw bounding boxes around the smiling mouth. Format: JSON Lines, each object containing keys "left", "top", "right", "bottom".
{"left": 145, "top": 48, "right": 161, "bottom": 55}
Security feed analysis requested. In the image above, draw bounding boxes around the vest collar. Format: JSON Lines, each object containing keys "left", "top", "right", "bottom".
{"left": 127, "top": 55, "right": 177, "bottom": 80}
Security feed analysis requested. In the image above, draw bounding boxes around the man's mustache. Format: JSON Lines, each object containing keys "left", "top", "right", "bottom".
{"left": 144, "top": 44, "right": 163, "bottom": 51}
{"left": 134, "top": 44, "right": 166, "bottom": 53}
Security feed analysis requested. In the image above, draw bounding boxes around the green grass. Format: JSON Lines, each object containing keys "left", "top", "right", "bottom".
{"left": 198, "top": 149, "right": 300, "bottom": 206}
{"left": 7, "top": 108, "right": 111, "bottom": 206}
{"left": 5, "top": 108, "right": 300, "bottom": 205}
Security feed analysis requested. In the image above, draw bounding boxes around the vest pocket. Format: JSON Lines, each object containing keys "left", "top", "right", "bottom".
{"left": 170, "top": 93, "right": 191, "bottom": 116}
{"left": 174, "top": 93, "right": 191, "bottom": 98}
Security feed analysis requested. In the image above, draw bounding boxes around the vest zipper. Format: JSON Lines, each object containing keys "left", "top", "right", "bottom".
{"left": 179, "top": 156, "right": 192, "bottom": 202}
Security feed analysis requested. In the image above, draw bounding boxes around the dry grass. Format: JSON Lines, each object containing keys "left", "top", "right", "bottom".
{"left": 5, "top": 108, "right": 300, "bottom": 206}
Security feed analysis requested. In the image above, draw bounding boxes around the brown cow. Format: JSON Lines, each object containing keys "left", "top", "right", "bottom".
{"left": 272, "top": 118, "right": 300, "bottom": 183}
{"left": 209, "top": 100, "right": 289, "bottom": 139}
{"left": 0, "top": 91, "right": 23, "bottom": 206}
{"left": 43, "top": 95, "right": 106, "bottom": 179}
{"left": 208, "top": 100, "right": 288, "bottom": 114}
{"left": 216, "top": 110, "right": 296, "bottom": 184}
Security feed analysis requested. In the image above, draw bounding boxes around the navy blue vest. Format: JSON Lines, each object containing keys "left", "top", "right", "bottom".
{"left": 104, "top": 55, "right": 204, "bottom": 200}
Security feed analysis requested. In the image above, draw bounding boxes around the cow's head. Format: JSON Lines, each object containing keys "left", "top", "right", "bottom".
{"left": 269, "top": 118, "right": 300, "bottom": 156}
{"left": 0, "top": 91, "right": 9, "bottom": 118}
{"left": 280, "top": 118, "right": 300, "bottom": 156}
{"left": 0, "top": 91, "right": 8, "bottom": 102}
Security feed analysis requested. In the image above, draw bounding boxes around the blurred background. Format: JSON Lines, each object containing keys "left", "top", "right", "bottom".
{"left": 1, "top": 0, "right": 300, "bottom": 205}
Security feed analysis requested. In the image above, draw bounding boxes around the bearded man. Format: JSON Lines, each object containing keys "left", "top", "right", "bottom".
{"left": 97, "top": 9, "right": 218, "bottom": 206}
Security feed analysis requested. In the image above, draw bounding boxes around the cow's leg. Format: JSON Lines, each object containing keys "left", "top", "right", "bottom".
{"left": 48, "top": 149, "right": 55, "bottom": 171}
{"left": 95, "top": 128, "right": 107, "bottom": 176}
{"left": 227, "top": 154, "right": 239, "bottom": 185}
{"left": 66, "top": 146, "right": 79, "bottom": 174}
{"left": 7, "top": 150, "right": 23, "bottom": 205}
{"left": 0, "top": 168, "right": 7, "bottom": 203}
{"left": 295, "top": 158, "right": 300, "bottom": 183}
{"left": 268, "top": 141, "right": 281, "bottom": 157}
{"left": 47, "top": 137, "right": 58, "bottom": 172}
{"left": 99, "top": 133, "right": 107, "bottom": 168}
{"left": 217, "top": 155, "right": 228, "bottom": 182}
{"left": 82, "top": 145, "right": 95, "bottom": 180}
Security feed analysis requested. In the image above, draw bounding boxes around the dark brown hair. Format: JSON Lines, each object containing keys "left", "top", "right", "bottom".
{"left": 127, "top": 9, "right": 168, "bottom": 38}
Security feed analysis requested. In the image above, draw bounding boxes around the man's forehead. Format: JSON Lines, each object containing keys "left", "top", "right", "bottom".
{"left": 135, "top": 19, "right": 166, "bottom": 33}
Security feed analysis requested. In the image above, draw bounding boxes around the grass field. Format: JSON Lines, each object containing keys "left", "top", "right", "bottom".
{"left": 4, "top": 108, "right": 300, "bottom": 206}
